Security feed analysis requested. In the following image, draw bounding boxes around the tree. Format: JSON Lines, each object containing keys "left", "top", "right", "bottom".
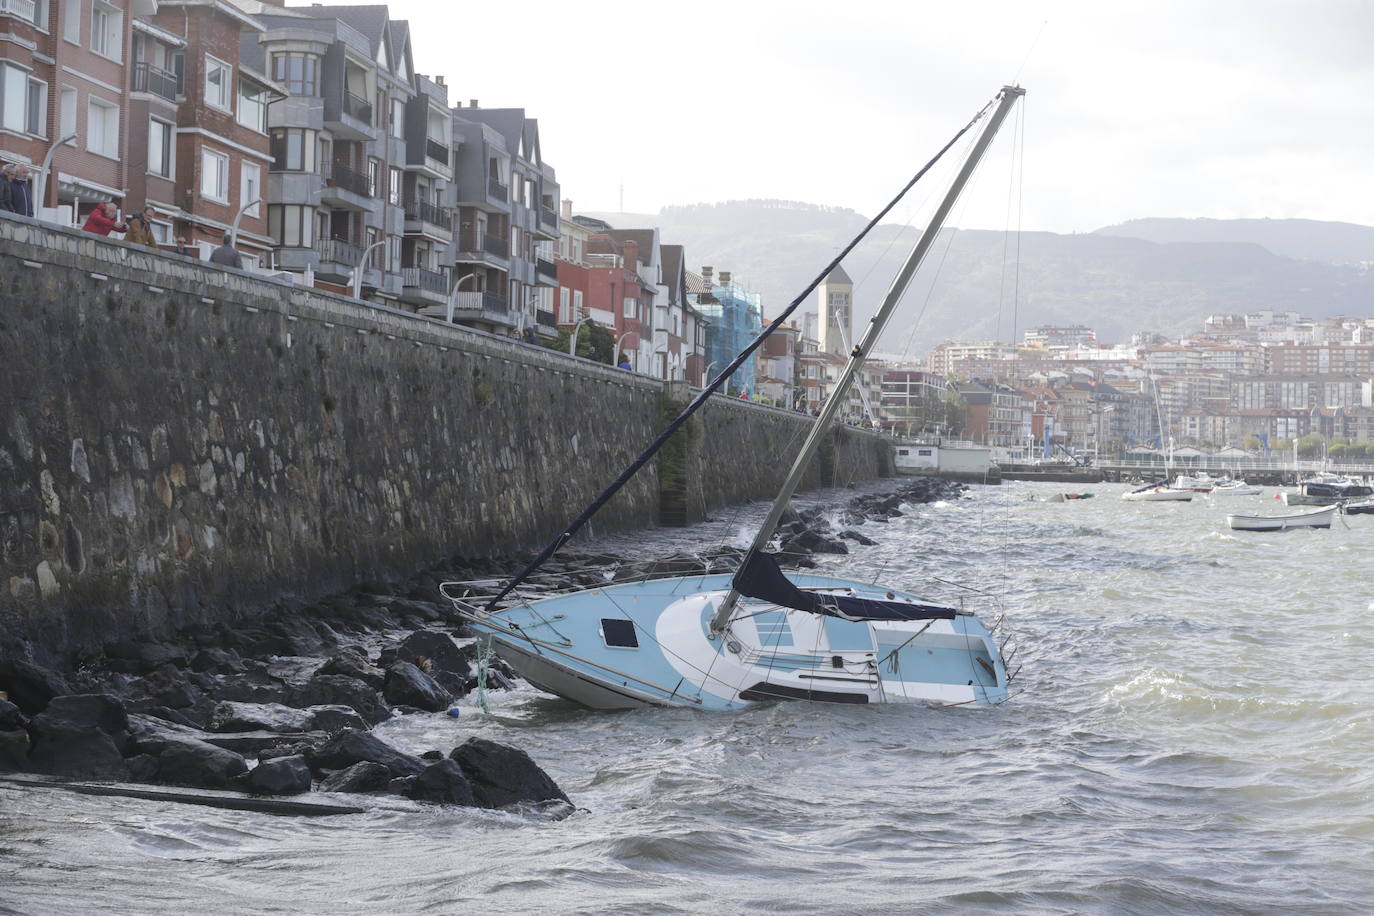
{"left": 543, "top": 321, "right": 615, "bottom": 365}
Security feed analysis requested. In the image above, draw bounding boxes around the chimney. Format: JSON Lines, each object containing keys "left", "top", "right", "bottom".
{"left": 702, "top": 266, "right": 713, "bottom": 285}
{"left": 719, "top": 270, "right": 732, "bottom": 285}
{"left": 469, "top": 99, "right": 480, "bottom": 108}
{"left": 560, "top": 199, "right": 572, "bottom": 219}
{"left": 435, "top": 75, "right": 445, "bottom": 86}
{"left": 623, "top": 239, "right": 639, "bottom": 270}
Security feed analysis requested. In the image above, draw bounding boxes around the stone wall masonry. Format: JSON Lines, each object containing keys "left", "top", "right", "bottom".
{"left": 0, "top": 214, "right": 892, "bottom": 664}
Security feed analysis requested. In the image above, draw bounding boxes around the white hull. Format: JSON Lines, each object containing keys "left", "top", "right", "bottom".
{"left": 1211, "top": 483, "right": 1261, "bottom": 496}
{"left": 1122, "top": 486, "right": 1193, "bottom": 502}
{"left": 1226, "top": 505, "right": 1338, "bottom": 531}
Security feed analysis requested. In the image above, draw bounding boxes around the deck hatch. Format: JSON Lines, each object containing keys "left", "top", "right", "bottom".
{"left": 600, "top": 618, "right": 640, "bottom": 648}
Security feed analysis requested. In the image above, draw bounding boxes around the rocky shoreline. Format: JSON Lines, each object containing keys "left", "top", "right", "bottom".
{"left": 0, "top": 476, "right": 964, "bottom": 815}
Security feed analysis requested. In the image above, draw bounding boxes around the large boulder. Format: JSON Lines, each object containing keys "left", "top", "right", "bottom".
{"left": 0, "top": 729, "right": 32, "bottom": 772}
{"left": 318, "top": 760, "right": 393, "bottom": 794}
{"left": 406, "top": 759, "right": 475, "bottom": 806}
{"left": 102, "top": 640, "right": 188, "bottom": 675}
{"left": 156, "top": 736, "right": 249, "bottom": 789}
{"left": 290, "top": 675, "right": 390, "bottom": 726}
{"left": 382, "top": 663, "right": 453, "bottom": 713}
{"left": 316, "top": 649, "right": 386, "bottom": 690}
{"left": 0, "top": 698, "right": 27, "bottom": 731}
{"left": 450, "top": 737, "right": 570, "bottom": 810}
{"left": 26, "top": 694, "right": 132, "bottom": 779}
{"left": 190, "top": 647, "right": 246, "bottom": 675}
{"left": 305, "top": 729, "right": 424, "bottom": 778}
{"left": 307, "top": 705, "right": 368, "bottom": 734}
{"left": 0, "top": 660, "right": 71, "bottom": 715}
{"left": 240, "top": 755, "right": 312, "bottom": 796}
{"left": 396, "top": 631, "right": 473, "bottom": 696}
{"left": 209, "top": 701, "right": 315, "bottom": 734}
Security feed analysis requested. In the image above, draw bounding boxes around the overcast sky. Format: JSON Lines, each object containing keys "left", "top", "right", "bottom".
{"left": 389, "top": 0, "right": 1374, "bottom": 234}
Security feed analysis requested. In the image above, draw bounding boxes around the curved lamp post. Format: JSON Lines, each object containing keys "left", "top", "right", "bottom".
{"left": 444, "top": 271, "right": 478, "bottom": 323}
{"left": 34, "top": 132, "right": 78, "bottom": 218}
{"left": 351, "top": 239, "right": 388, "bottom": 300}
{"left": 568, "top": 315, "right": 593, "bottom": 355}
{"left": 229, "top": 197, "right": 260, "bottom": 246}
{"left": 615, "top": 329, "right": 635, "bottom": 369}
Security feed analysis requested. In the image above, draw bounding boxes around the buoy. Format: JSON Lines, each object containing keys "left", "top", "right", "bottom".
{"left": 445, "top": 707, "right": 462, "bottom": 718}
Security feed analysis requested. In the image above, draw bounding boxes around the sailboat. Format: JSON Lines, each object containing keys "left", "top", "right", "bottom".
{"left": 1122, "top": 376, "right": 1192, "bottom": 502}
{"left": 440, "top": 87, "right": 1025, "bottom": 709}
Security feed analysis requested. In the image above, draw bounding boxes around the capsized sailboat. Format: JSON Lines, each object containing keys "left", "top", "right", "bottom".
{"left": 441, "top": 87, "right": 1026, "bottom": 709}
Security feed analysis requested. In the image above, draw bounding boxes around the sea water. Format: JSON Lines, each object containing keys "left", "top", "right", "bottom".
{"left": 2, "top": 481, "right": 1371, "bottom": 914}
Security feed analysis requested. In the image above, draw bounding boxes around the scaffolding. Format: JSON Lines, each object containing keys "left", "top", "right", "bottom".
{"left": 695, "top": 281, "right": 762, "bottom": 394}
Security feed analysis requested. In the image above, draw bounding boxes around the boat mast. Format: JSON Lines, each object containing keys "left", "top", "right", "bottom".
{"left": 710, "top": 85, "right": 1025, "bottom": 635}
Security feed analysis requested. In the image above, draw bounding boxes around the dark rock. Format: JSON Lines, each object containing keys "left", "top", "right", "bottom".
{"left": 305, "top": 728, "right": 425, "bottom": 778}
{"left": 126, "top": 712, "right": 210, "bottom": 754}
{"left": 839, "top": 530, "right": 878, "bottom": 546}
{"left": 386, "top": 776, "right": 416, "bottom": 796}
{"left": 27, "top": 695, "right": 133, "bottom": 778}
{"left": 291, "top": 675, "right": 391, "bottom": 726}
{"left": 209, "top": 701, "right": 315, "bottom": 733}
{"left": 241, "top": 755, "right": 312, "bottom": 796}
{"left": 125, "top": 703, "right": 198, "bottom": 728}
{"left": 316, "top": 650, "right": 385, "bottom": 690}
{"left": 0, "top": 729, "right": 31, "bottom": 771}
{"left": 318, "top": 760, "right": 392, "bottom": 794}
{"left": 0, "top": 698, "right": 27, "bottom": 731}
{"left": 137, "top": 665, "right": 202, "bottom": 709}
{"left": 378, "top": 596, "right": 443, "bottom": 624}
{"left": 102, "top": 640, "right": 189, "bottom": 675}
{"left": 257, "top": 737, "right": 328, "bottom": 762}
{"left": 307, "top": 705, "right": 368, "bottom": 734}
{"left": 451, "top": 737, "right": 570, "bottom": 810}
{"left": 157, "top": 736, "right": 249, "bottom": 789}
{"left": 396, "top": 631, "right": 473, "bottom": 696}
{"left": 406, "top": 759, "right": 475, "bottom": 806}
{"left": 0, "top": 660, "right": 71, "bottom": 715}
{"left": 190, "top": 648, "right": 246, "bottom": 674}
{"left": 420, "top": 750, "right": 444, "bottom": 761}
{"left": 203, "top": 731, "right": 328, "bottom": 756}
{"left": 382, "top": 662, "right": 453, "bottom": 713}
{"left": 34, "top": 693, "right": 130, "bottom": 737}
{"left": 125, "top": 753, "right": 162, "bottom": 783}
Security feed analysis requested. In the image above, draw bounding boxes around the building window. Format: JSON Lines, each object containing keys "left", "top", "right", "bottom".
{"left": 90, "top": 0, "right": 121, "bottom": 60}
{"left": 366, "top": 227, "right": 382, "bottom": 269}
{"left": 624, "top": 297, "right": 636, "bottom": 318}
{"left": 559, "top": 287, "right": 570, "bottom": 323}
{"left": 0, "top": 65, "right": 42, "bottom": 136}
{"left": 148, "top": 117, "right": 173, "bottom": 177}
{"left": 59, "top": 85, "right": 76, "bottom": 138}
{"left": 267, "top": 204, "right": 314, "bottom": 248}
{"left": 25, "top": 77, "right": 45, "bottom": 137}
{"left": 269, "top": 128, "right": 316, "bottom": 171}
{"left": 86, "top": 96, "right": 118, "bottom": 158}
{"left": 271, "top": 52, "right": 318, "bottom": 96}
{"left": 240, "top": 161, "right": 260, "bottom": 216}
{"left": 200, "top": 148, "right": 229, "bottom": 202}
{"left": 63, "top": 0, "right": 80, "bottom": 43}
{"left": 367, "top": 157, "right": 380, "bottom": 198}
{"left": 573, "top": 290, "right": 583, "bottom": 317}
{"left": 204, "top": 55, "right": 231, "bottom": 112}
{"left": 237, "top": 79, "right": 267, "bottom": 133}
{"left": 387, "top": 235, "right": 400, "bottom": 273}
{"left": 389, "top": 97, "right": 404, "bottom": 138}
{"left": 388, "top": 167, "right": 401, "bottom": 205}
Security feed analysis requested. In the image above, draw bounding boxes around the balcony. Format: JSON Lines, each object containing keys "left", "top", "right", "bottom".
{"left": 316, "top": 238, "right": 363, "bottom": 276}
{"left": 535, "top": 254, "right": 558, "bottom": 282}
{"left": 401, "top": 266, "right": 448, "bottom": 304}
{"left": 321, "top": 163, "right": 371, "bottom": 208}
{"left": 426, "top": 138, "right": 448, "bottom": 164}
{"left": 132, "top": 62, "right": 179, "bottom": 102}
{"left": 487, "top": 178, "right": 507, "bottom": 202}
{"left": 343, "top": 91, "right": 373, "bottom": 126}
{"left": 535, "top": 309, "right": 557, "bottom": 330}
{"left": 540, "top": 205, "right": 558, "bottom": 228}
{"left": 403, "top": 197, "right": 452, "bottom": 234}
{"left": 0, "top": 0, "right": 36, "bottom": 23}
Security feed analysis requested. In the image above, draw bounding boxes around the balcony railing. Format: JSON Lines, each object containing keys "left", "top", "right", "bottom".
{"left": 450, "top": 291, "right": 508, "bottom": 314}
{"left": 483, "top": 234, "right": 508, "bottom": 258}
{"left": 425, "top": 138, "right": 448, "bottom": 164}
{"left": 316, "top": 237, "right": 363, "bottom": 267}
{"left": 488, "top": 178, "right": 507, "bottom": 201}
{"left": 535, "top": 309, "right": 557, "bottom": 329}
{"left": 343, "top": 91, "right": 373, "bottom": 125}
{"left": 402, "top": 267, "right": 447, "bottom": 294}
{"left": 132, "top": 62, "right": 179, "bottom": 102}
{"left": 535, "top": 256, "right": 558, "bottom": 280}
{"left": 403, "top": 198, "right": 451, "bottom": 230}
{"left": 540, "top": 206, "right": 558, "bottom": 227}
{"left": 0, "top": 0, "right": 37, "bottom": 23}
{"left": 329, "top": 163, "right": 371, "bottom": 198}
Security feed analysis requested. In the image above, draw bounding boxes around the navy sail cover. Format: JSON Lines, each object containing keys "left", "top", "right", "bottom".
{"left": 732, "top": 552, "right": 956, "bottom": 622}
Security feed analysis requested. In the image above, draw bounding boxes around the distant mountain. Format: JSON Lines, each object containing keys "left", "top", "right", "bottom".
{"left": 1095, "top": 217, "right": 1374, "bottom": 266}
{"left": 585, "top": 203, "right": 1374, "bottom": 352}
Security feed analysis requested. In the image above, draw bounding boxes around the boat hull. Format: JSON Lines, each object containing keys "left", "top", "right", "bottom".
{"left": 1122, "top": 486, "right": 1193, "bottom": 502}
{"left": 454, "top": 573, "right": 1009, "bottom": 711}
{"left": 1226, "top": 505, "right": 1338, "bottom": 531}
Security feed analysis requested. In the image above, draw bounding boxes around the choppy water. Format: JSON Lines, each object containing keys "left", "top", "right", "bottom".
{"left": 3, "top": 481, "right": 1373, "bottom": 914}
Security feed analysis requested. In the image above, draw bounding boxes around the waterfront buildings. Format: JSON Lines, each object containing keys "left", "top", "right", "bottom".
{"left": 692, "top": 268, "right": 761, "bottom": 397}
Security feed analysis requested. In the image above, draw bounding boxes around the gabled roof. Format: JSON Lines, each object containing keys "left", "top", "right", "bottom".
{"left": 823, "top": 265, "right": 852, "bottom": 285}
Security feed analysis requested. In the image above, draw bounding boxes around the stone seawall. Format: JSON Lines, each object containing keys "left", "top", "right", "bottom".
{"left": 0, "top": 215, "right": 891, "bottom": 664}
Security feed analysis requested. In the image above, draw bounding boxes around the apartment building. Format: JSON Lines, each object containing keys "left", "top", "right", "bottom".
{"left": 755, "top": 319, "right": 798, "bottom": 408}
{"left": 927, "top": 340, "right": 1017, "bottom": 377}
{"left": 396, "top": 70, "right": 452, "bottom": 311}
{"left": 2, "top": 0, "right": 139, "bottom": 218}
{"left": 1023, "top": 324, "right": 1096, "bottom": 350}
{"left": 1268, "top": 343, "right": 1374, "bottom": 376}
{"left": 1232, "top": 375, "right": 1364, "bottom": 410}
{"left": 881, "top": 368, "right": 949, "bottom": 436}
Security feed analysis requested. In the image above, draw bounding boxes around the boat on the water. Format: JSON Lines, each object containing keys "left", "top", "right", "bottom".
{"left": 1121, "top": 481, "right": 1193, "bottom": 502}
{"left": 1340, "top": 497, "right": 1374, "bottom": 515}
{"left": 1281, "top": 474, "right": 1373, "bottom": 506}
{"left": 1045, "top": 492, "right": 1094, "bottom": 502}
{"left": 1226, "top": 504, "right": 1339, "bottom": 532}
{"left": 1211, "top": 481, "right": 1262, "bottom": 496}
{"left": 440, "top": 87, "right": 1026, "bottom": 710}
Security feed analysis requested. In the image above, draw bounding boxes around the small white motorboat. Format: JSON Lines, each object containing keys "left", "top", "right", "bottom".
{"left": 1211, "top": 481, "right": 1262, "bottom": 496}
{"left": 1226, "top": 504, "right": 1338, "bottom": 532}
{"left": 1122, "top": 481, "right": 1193, "bottom": 502}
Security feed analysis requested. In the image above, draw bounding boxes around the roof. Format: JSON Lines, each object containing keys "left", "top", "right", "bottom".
{"left": 823, "top": 265, "right": 851, "bottom": 285}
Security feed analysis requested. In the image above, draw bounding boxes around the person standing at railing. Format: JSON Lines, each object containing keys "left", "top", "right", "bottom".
{"left": 124, "top": 205, "right": 159, "bottom": 247}
{"left": 81, "top": 202, "right": 127, "bottom": 236}
{"left": 1, "top": 163, "right": 34, "bottom": 217}
{"left": 208, "top": 231, "right": 243, "bottom": 269}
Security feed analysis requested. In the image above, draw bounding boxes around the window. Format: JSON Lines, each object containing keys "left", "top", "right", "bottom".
{"left": 388, "top": 235, "right": 401, "bottom": 273}
{"left": 148, "top": 117, "right": 173, "bottom": 178}
{"left": 389, "top": 97, "right": 404, "bottom": 138}
{"left": 170, "top": 51, "right": 184, "bottom": 96}
{"left": 600, "top": 619, "right": 639, "bottom": 649}
{"left": 86, "top": 96, "right": 118, "bottom": 158}
{"left": 367, "top": 157, "right": 380, "bottom": 198}
{"left": 90, "top": 1, "right": 120, "bottom": 60}
{"left": 204, "top": 56, "right": 231, "bottom": 112}
{"left": 267, "top": 204, "right": 314, "bottom": 248}
{"left": 366, "top": 227, "right": 382, "bottom": 270}
{"left": 0, "top": 65, "right": 35, "bottom": 134}
{"left": 200, "top": 148, "right": 229, "bottom": 202}
{"left": 387, "top": 167, "right": 401, "bottom": 205}
{"left": 624, "top": 297, "right": 636, "bottom": 318}
{"left": 271, "top": 53, "right": 318, "bottom": 96}
{"left": 269, "top": 128, "right": 316, "bottom": 171}
{"left": 63, "top": 0, "right": 80, "bottom": 43}
{"left": 573, "top": 290, "right": 583, "bottom": 317}
{"left": 237, "top": 80, "right": 267, "bottom": 133}
{"left": 240, "top": 161, "right": 260, "bottom": 216}
{"left": 24, "top": 77, "right": 45, "bottom": 136}
{"left": 559, "top": 287, "right": 570, "bottom": 323}
{"left": 59, "top": 86, "right": 76, "bottom": 138}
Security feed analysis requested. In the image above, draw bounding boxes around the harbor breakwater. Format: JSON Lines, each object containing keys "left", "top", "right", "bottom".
{"left": 0, "top": 215, "right": 892, "bottom": 665}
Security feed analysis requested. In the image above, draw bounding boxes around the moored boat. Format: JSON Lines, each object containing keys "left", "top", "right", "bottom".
{"left": 1211, "top": 481, "right": 1261, "bottom": 496}
{"left": 1122, "top": 481, "right": 1193, "bottom": 502}
{"left": 1226, "top": 504, "right": 1338, "bottom": 532}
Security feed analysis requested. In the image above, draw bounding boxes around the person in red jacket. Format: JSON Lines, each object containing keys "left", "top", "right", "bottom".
{"left": 81, "top": 202, "right": 127, "bottom": 236}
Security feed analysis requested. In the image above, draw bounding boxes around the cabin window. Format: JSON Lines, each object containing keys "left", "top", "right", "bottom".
{"left": 918, "top": 449, "right": 932, "bottom": 456}
{"left": 897, "top": 449, "right": 908, "bottom": 456}
{"left": 600, "top": 618, "right": 639, "bottom": 649}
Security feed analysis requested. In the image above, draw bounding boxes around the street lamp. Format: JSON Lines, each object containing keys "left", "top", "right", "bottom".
{"left": 351, "top": 239, "right": 388, "bottom": 300}
{"left": 34, "top": 132, "right": 78, "bottom": 218}
{"left": 568, "top": 315, "right": 593, "bottom": 355}
{"left": 616, "top": 330, "right": 635, "bottom": 369}
{"left": 229, "top": 197, "right": 260, "bottom": 246}
{"left": 444, "top": 271, "right": 478, "bottom": 323}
